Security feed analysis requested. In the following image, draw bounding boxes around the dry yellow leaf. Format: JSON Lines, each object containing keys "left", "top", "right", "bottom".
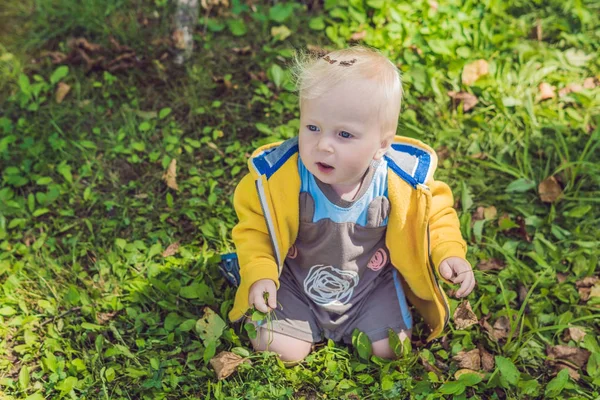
{"left": 163, "top": 159, "right": 179, "bottom": 191}
{"left": 538, "top": 176, "right": 562, "bottom": 203}
{"left": 162, "top": 242, "right": 180, "bottom": 258}
{"left": 539, "top": 82, "right": 556, "bottom": 100}
{"left": 453, "top": 349, "right": 481, "bottom": 370}
{"left": 448, "top": 91, "right": 478, "bottom": 112}
{"left": 453, "top": 300, "right": 478, "bottom": 329}
{"left": 563, "top": 327, "right": 586, "bottom": 343}
{"left": 461, "top": 60, "right": 489, "bottom": 86}
{"left": 56, "top": 82, "right": 71, "bottom": 103}
{"left": 209, "top": 351, "right": 250, "bottom": 380}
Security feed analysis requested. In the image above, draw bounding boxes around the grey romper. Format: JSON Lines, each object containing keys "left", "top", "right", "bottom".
{"left": 261, "top": 156, "right": 413, "bottom": 344}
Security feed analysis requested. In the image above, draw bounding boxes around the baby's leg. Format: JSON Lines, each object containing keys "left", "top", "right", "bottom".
{"left": 345, "top": 268, "right": 413, "bottom": 359}
{"left": 371, "top": 329, "right": 412, "bottom": 359}
{"left": 250, "top": 328, "right": 312, "bottom": 363}
{"left": 248, "top": 273, "right": 320, "bottom": 363}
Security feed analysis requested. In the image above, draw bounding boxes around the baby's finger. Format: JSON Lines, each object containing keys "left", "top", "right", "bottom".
{"left": 266, "top": 287, "right": 277, "bottom": 309}
{"left": 456, "top": 274, "right": 475, "bottom": 297}
{"left": 252, "top": 295, "right": 269, "bottom": 313}
{"left": 439, "top": 262, "right": 453, "bottom": 280}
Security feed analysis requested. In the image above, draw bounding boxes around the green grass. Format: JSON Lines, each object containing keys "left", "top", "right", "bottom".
{"left": 1, "top": 0, "right": 599, "bottom": 398}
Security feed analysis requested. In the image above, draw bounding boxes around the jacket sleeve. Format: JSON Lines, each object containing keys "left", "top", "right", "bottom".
{"left": 427, "top": 177, "right": 468, "bottom": 280}
{"left": 231, "top": 173, "right": 280, "bottom": 291}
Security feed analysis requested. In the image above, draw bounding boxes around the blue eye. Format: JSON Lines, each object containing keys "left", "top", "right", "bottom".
{"left": 339, "top": 131, "right": 353, "bottom": 139}
{"left": 307, "top": 125, "right": 319, "bottom": 132}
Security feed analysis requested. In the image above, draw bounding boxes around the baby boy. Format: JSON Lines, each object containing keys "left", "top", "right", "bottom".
{"left": 227, "top": 46, "right": 475, "bottom": 362}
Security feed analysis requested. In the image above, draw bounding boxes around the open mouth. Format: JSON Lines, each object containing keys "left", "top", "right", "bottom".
{"left": 316, "top": 162, "right": 334, "bottom": 174}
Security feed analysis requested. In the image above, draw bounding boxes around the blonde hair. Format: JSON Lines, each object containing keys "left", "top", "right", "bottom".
{"left": 292, "top": 46, "right": 403, "bottom": 137}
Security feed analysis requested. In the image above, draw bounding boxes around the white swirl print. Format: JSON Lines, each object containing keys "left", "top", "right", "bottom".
{"left": 303, "top": 265, "right": 359, "bottom": 306}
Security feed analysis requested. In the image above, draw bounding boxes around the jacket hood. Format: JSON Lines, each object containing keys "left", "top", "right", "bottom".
{"left": 247, "top": 136, "right": 439, "bottom": 188}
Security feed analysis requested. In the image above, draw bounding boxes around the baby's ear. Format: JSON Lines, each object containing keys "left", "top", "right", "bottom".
{"left": 373, "top": 134, "right": 394, "bottom": 160}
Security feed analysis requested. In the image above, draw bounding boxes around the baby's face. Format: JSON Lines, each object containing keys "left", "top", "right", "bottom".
{"left": 298, "top": 77, "right": 391, "bottom": 192}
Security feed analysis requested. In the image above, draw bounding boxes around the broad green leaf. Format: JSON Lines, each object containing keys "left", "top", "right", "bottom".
{"left": 179, "top": 319, "right": 197, "bottom": 332}
{"left": 251, "top": 310, "right": 267, "bottom": 321}
{"left": 458, "top": 372, "right": 483, "bottom": 386}
{"left": 505, "top": 178, "right": 536, "bottom": 193}
{"left": 587, "top": 352, "right": 600, "bottom": 377}
{"left": 309, "top": 17, "right": 325, "bottom": 30}
{"left": 179, "top": 282, "right": 213, "bottom": 301}
{"left": 105, "top": 367, "right": 116, "bottom": 382}
{"left": 81, "top": 322, "right": 104, "bottom": 331}
{"left": 496, "top": 356, "right": 520, "bottom": 386}
{"left": 461, "top": 181, "right": 473, "bottom": 211}
{"left": 244, "top": 323, "right": 257, "bottom": 339}
{"left": 159, "top": 107, "right": 172, "bottom": 119}
{"left": 0, "top": 306, "right": 17, "bottom": 316}
{"left": 56, "top": 376, "right": 78, "bottom": 394}
{"left": 195, "top": 308, "right": 226, "bottom": 343}
{"left": 227, "top": 19, "right": 247, "bottom": 36}
{"left": 19, "top": 365, "right": 30, "bottom": 390}
{"left": 352, "top": 329, "right": 372, "bottom": 360}
{"left": 267, "top": 64, "right": 285, "bottom": 89}
{"left": 50, "top": 66, "right": 69, "bottom": 85}
{"left": 439, "top": 380, "right": 466, "bottom": 394}
{"left": 115, "top": 238, "right": 127, "bottom": 250}
{"left": 269, "top": 3, "right": 294, "bottom": 23}
{"left": 138, "top": 121, "right": 151, "bottom": 132}
{"left": 57, "top": 161, "right": 73, "bottom": 184}
{"left": 25, "top": 394, "right": 45, "bottom": 400}
{"left": 544, "top": 368, "right": 569, "bottom": 398}
{"left": 164, "top": 312, "right": 182, "bottom": 331}
{"left": 203, "top": 339, "right": 217, "bottom": 364}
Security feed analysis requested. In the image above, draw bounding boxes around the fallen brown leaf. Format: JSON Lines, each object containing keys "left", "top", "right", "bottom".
{"left": 448, "top": 91, "right": 478, "bottom": 112}
{"left": 55, "top": 82, "right": 71, "bottom": 103}
{"left": 539, "top": 82, "right": 556, "bottom": 100}
{"left": 201, "top": 0, "right": 229, "bottom": 10}
{"left": 350, "top": 31, "right": 367, "bottom": 41}
{"left": 546, "top": 345, "right": 590, "bottom": 369}
{"left": 96, "top": 312, "right": 117, "bottom": 324}
{"left": 484, "top": 206, "right": 497, "bottom": 220}
{"left": 538, "top": 176, "right": 562, "bottom": 203}
{"left": 232, "top": 46, "right": 252, "bottom": 55}
{"left": 453, "top": 301, "right": 478, "bottom": 329}
{"left": 563, "top": 327, "right": 586, "bottom": 343}
{"left": 453, "top": 349, "right": 480, "bottom": 370}
{"left": 172, "top": 29, "right": 186, "bottom": 49}
{"left": 477, "top": 258, "right": 505, "bottom": 272}
{"left": 472, "top": 206, "right": 485, "bottom": 221}
{"left": 558, "top": 83, "right": 584, "bottom": 97}
{"left": 579, "top": 287, "right": 591, "bottom": 302}
{"left": 492, "top": 316, "right": 510, "bottom": 340}
{"left": 462, "top": 60, "right": 489, "bottom": 86}
{"left": 478, "top": 344, "right": 495, "bottom": 371}
{"left": 41, "top": 51, "right": 68, "bottom": 64}
{"left": 576, "top": 276, "right": 599, "bottom": 288}
{"left": 209, "top": 351, "right": 250, "bottom": 380}
{"left": 556, "top": 273, "right": 568, "bottom": 283}
{"left": 163, "top": 159, "right": 179, "bottom": 191}
{"left": 162, "top": 242, "right": 180, "bottom": 258}
{"left": 583, "top": 77, "right": 597, "bottom": 89}
{"left": 69, "top": 37, "right": 102, "bottom": 52}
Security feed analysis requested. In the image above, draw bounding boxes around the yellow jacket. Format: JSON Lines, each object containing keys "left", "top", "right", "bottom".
{"left": 229, "top": 136, "right": 467, "bottom": 341}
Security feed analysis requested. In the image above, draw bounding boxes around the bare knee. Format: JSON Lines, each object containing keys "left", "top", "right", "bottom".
{"left": 371, "top": 329, "right": 412, "bottom": 360}
{"left": 250, "top": 327, "right": 312, "bottom": 363}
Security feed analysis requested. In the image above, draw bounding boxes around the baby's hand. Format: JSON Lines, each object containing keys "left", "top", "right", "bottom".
{"left": 248, "top": 279, "right": 277, "bottom": 313}
{"left": 439, "top": 257, "right": 475, "bottom": 298}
